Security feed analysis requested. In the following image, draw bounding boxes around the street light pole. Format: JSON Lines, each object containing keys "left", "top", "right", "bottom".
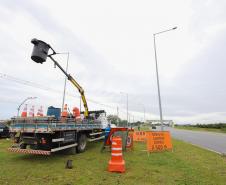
{"left": 17, "top": 96, "right": 37, "bottom": 116}
{"left": 153, "top": 27, "right": 177, "bottom": 131}
{"left": 120, "top": 92, "right": 129, "bottom": 127}
{"left": 143, "top": 106, "right": 146, "bottom": 123}
{"left": 126, "top": 93, "right": 128, "bottom": 127}
{"left": 116, "top": 106, "right": 119, "bottom": 126}
{"left": 61, "top": 52, "right": 70, "bottom": 111}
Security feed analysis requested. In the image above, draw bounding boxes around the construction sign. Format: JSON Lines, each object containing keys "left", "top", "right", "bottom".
{"left": 146, "top": 131, "right": 172, "bottom": 152}
{"left": 133, "top": 131, "right": 147, "bottom": 142}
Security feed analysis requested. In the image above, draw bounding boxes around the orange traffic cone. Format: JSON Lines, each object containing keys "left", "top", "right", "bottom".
{"left": 108, "top": 136, "right": 125, "bottom": 173}
{"left": 21, "top": 104, "right": 27, "bottom": 117}
{"left": 37, "top": 106, "right": 43, "bottom": 117}
{"left": 29, "top": 105, "right": 35, "bottom": 117}
{"left": 73, "top": 107, "right": 81, "bottom": 120}
{"left": 61, "top": 104, "right": 68, "bottom": 117}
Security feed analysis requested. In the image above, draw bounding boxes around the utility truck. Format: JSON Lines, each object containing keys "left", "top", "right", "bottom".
{"left": 8, "top": 39, "right": 108, "bottom": 155}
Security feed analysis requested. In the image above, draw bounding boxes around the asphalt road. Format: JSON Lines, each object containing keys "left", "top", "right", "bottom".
{"left": 163, "top": 127, "right": 226, "bottom": 154}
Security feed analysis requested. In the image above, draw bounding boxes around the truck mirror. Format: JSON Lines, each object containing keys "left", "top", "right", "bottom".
{"left": 31, "top": 38, "right": 50, "bottom": 64}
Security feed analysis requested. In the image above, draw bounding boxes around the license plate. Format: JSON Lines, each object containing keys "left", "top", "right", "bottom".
{"left": 0, "top": 129, "right": 3, "bottom": 132}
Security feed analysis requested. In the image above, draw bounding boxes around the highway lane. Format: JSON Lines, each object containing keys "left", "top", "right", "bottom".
{"left": 163, "top": 127, "right": 226, "bottom": 154}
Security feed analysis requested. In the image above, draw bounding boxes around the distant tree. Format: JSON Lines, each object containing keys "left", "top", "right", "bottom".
{"left": 107, "top": 115, "right": 121, "bottom": 125}
{"left": 119, "top": 120, "right": 127, "bottom": 127}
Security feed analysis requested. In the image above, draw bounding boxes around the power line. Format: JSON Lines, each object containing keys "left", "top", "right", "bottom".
{"left": 0, "top": 73, "right": 147, "bottom": 120}
{"left": 0, "top": 73, "right": 116, "bottom": 109}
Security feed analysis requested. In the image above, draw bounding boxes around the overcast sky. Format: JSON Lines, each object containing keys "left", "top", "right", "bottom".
{"left": 0, "top": 0, "right": 226, "bottom": 124}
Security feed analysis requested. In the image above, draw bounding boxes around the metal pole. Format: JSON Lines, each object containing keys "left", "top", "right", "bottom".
{"left": 153, "top": 34, "right": 164, "bottom": 130}
{"left": 143, "top": 106, "right": 146, "bottom": 123}
{"left": 153, "top": 27, "right": 177, "bottom": 131}
{"left": 120, "top": 92, "right": 129, "bottom": 127}
{"left": 126, "top": 93, "right": 128, "bottom": 127}
{"left": 62, "top": 52, "right": 70, "bottom": 110}
{"left": 117, "top": 106, "right": 119, "bottom": 126}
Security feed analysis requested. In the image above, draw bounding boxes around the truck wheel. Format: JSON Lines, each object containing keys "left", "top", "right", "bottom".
{"left": 76, "top": 134, "right": 87, "bottom": 153}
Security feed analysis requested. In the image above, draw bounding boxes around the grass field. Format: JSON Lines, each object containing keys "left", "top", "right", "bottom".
{"left": 1, "top": 138, "right": 226, "bottom": 185}
{"left": 175, "top": 125, "right": 226, "bottom": 134}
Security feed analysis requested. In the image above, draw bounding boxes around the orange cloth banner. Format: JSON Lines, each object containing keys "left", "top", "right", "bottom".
{"left": 133, "top": 131, "right": 147, "bottom": 142}
{"left": 146, "top": 131, "right": 172, "bottom": 152}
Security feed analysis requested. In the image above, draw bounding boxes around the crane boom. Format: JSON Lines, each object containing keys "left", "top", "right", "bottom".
{"left": 49, "top": 55, "right": 89, "bottom": 117}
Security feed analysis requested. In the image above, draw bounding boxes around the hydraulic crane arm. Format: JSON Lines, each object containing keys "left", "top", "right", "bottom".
{"left": 49, "top": 55, "right": 89, "bottom": 117}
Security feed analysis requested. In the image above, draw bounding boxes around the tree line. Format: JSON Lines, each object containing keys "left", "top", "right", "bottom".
{"left": 176, "top": 123, "right": 226, "bottom": 130}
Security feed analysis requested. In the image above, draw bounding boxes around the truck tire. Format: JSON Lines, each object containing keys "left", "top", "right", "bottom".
{"left": 76, "top": 134, "right": 87, "bottom": 153}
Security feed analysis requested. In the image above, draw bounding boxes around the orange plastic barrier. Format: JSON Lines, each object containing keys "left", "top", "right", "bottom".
{"left": 133, "top": 131, "right": 147, "bottom": 142}
{"left": 108, "top": 136, "right": 125, "bottom": 173}
{"left": 126, "top": 131, "right": 134, "bottom": 150}
{"left": 105, "top": 128, "right": 128, "bottom": 146}
{"left": 146, "top": 131, "right": 172, "bottom": 152}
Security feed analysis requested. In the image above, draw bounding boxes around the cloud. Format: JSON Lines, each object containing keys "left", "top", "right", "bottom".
{"left": 1, "top": 0, "right": 226, "bottom": 123}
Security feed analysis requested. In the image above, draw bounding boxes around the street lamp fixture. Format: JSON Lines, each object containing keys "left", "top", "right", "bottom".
{"left": 153, "top": 26, "right": 177, "bottom": 131}
{"left": 17, "top": 96, "right": 37, "bottom": 116}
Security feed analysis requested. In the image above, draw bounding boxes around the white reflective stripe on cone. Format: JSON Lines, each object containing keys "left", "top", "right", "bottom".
{"left": 112, "top": 142, "right": 117, "bottom": 145}
{"left": 111, "top": 148, "right": 122, "bottom": 151}
{"left": 111, "top": 153, "right": 122, "bottom": 156}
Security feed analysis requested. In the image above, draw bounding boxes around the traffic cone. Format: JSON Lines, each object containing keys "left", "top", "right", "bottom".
{"left": 108, "top": 136, "right": 125, "bottom": 173}
{"left": 29, "top": 105, "right": 35, "bottom": 117}
{"left": 73, "top": 107, "right": 81, "bottom": 120}
{"left": 37, "top": 106, "right": 43, "bottom": 117}
{"left": 21, "top": 104, "right": 27, "bottom": 117}
{"left": 61, "top": 104, "right": 68, "bottom": 117}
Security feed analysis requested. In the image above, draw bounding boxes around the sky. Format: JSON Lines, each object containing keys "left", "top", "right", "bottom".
{"left": 0, "top": 0, "right": 226, "bottom": 124}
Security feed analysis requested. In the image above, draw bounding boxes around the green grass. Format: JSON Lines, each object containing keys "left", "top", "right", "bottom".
{"left": 1, "top": 138, "right": 226, "bottom": 185}
{"left": 134, "top": 126, "right": 151, "bottom": 131}
{"left": 175, "top": 125, "right": 226, "bottom": 134}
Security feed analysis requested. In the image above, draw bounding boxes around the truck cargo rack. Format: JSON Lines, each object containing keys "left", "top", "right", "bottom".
{"left": 10, "top": 116, "right": 103, "bottom": 133}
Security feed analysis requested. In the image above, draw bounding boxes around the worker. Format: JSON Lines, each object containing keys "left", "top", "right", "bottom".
{"left": 101, "top": 123, "right": 111, "bottom": 152}
{"left": 105, "top": 123, "right": 111, "bottom": 142}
